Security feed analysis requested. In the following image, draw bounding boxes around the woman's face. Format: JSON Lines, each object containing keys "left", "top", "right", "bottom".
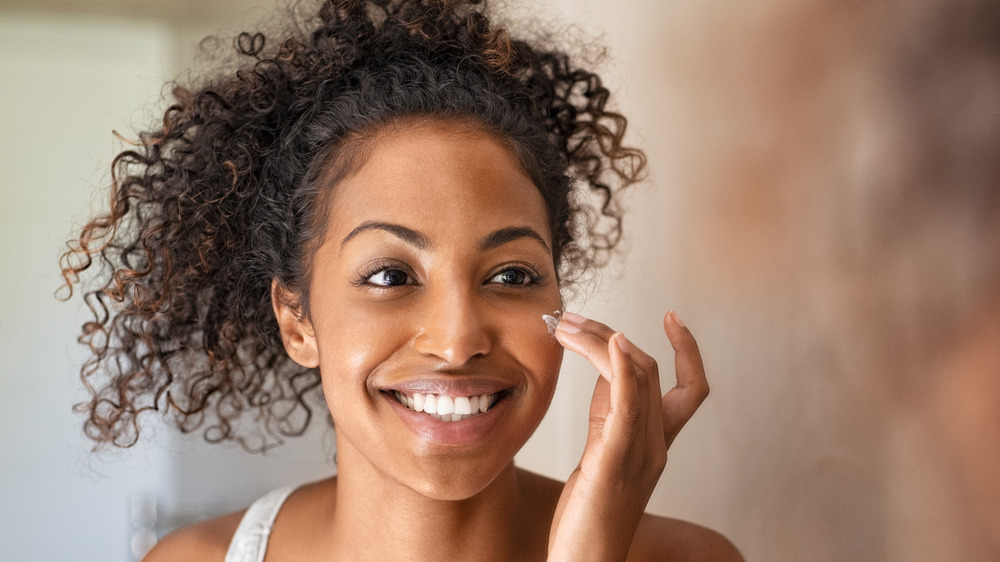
{"left": 277, "top": 120, "right": 564, "bottom": 500}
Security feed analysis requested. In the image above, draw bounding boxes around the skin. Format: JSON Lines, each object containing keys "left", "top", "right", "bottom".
{"left": 925, "top": 294, "right": 1000, "bottom": 555}
{"left": 144, "top": 120, "right": 742, "bottom": 561}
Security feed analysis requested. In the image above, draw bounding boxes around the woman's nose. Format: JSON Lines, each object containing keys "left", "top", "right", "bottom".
{"left": 412, "top": 287, "right": 492, "bottom": 365}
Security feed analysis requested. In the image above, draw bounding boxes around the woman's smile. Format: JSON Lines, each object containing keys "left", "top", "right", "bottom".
{"left": 276, "top": 118, "right": 564, "bottom": 498}
{"left": 383, "top": 388, "right": 512, "bottom": 445}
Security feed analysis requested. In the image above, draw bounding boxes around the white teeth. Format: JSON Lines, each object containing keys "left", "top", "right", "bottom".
{"left": 437, "top": 395, "right": 455, "bottom": 416}
{"left": 423, "top": 394, "right": 438, "bottom": 415}
{"left": 391, "top": 391, "right": 499, "bottom": 422}
{"left": 454, "top": 396, "right": 472, "bottom": 415}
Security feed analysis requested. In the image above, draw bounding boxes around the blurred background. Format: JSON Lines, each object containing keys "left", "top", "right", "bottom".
{"left": 1, "top": 0, "right": 997, "bottom": 560}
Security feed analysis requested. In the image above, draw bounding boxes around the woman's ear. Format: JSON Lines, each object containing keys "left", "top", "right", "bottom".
{"left": 271, "top": 279, "right": 319, "bottom": 368}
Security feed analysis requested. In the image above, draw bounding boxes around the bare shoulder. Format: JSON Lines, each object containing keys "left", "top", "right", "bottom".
{"left": 142, "top": 510, "right": 245, "bottom": 562}
{"left": 628, "top": 513, "right": 744, "bottom": 562}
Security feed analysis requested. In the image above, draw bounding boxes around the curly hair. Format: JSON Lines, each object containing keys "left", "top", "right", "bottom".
{"left": 60, "top": 0, "right": 646, "bottom": 452}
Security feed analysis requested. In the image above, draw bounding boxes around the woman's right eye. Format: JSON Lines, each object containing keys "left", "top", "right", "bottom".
{"left": 365, "top": 269, "right": 412, "bottom": 287}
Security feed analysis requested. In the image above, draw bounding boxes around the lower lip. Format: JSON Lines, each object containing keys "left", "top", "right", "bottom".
{"left": 384, "top": 392, "right": 509, "bottom": 445}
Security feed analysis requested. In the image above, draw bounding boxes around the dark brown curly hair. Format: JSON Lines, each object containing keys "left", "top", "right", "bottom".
{"left": 60, "top": 0, "right": 646, "bottom": 452}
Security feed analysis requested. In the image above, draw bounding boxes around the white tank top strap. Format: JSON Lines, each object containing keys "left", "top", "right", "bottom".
{"left": 224, "top": 485, "right": 300, "bottom": 562}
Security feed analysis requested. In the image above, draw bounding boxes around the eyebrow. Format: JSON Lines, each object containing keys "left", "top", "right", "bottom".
{"left": 341, "top": 221, "right": 431, "bottom": 249}
{"left": 478, "top": 226, "right": 551, "bottom": 254}
{"left": 340, "top": 222, "right": 551, "bottom": 255}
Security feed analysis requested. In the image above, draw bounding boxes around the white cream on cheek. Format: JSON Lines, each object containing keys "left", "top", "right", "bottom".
{"left": 542, "top": 310, "right": 562, "bottom": 335}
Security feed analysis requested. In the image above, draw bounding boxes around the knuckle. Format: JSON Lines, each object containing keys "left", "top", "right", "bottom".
{"left": 697, "top": 383, "right": 711, "bottom": 403}
{"left": 642, "top": 357, "right": 659, "bottom": 373}
{"left": 588, "top": 414, "right": 608, "bottom": 431}
{"left": 617, "top": 405, "right": 643, "bottom": 429}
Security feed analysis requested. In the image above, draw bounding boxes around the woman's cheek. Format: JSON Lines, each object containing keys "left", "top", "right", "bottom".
{"left": 312, "top": 303, "right": 400, "bottom": 394}
{"left": 497, "top": 305, "right": 564, "bottom": 388}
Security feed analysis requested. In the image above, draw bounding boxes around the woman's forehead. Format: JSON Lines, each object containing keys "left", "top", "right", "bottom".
{"left": 323, "top": 121, "right": 551, "bottom": 245}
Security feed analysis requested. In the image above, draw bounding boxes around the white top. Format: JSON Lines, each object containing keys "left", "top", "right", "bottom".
{"left": 223, "top": 485, "right": 299, "bottom": 562}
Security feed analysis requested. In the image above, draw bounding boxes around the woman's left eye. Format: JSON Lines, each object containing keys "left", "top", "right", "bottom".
{"left": 367, "top": 269, "right": 412, "bottom": 286}
{"left": 489, "top": 268, "right": 534, "bottom": 286}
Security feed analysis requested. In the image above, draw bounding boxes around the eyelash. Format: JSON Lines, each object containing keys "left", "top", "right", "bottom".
{"left": 351, "top": 261, "right": 548, "bottom": 290}
{"left": 485, "top": 262, "right": 547, "bottom": 288}
{"left": 351, "top": 260, "right": 415, "bottom": 289}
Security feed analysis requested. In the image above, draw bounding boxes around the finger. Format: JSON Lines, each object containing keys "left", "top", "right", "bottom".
{"left": 560, "top": 311, "right": 616, "bottom": 341}
{"left": 581, "top": 334, "right": 642, "bottom": 473}
{"left": 583, "top": 373, "right": 611, "bottom": 455}
{"left": 611, "top": 332, "right": 665, "bottom": 466}
{"left": 563, "top": 312, "right": 661, "bottom": 377}
{"left": 663, "top": 311, "right": 707, "bottom": 391}
{"left": 555, "top": 312, "right": 660, "bottom": 385}
{"left": 660, "top": 311, "right": 710, "bottom": 447}
{"left": 607, "top": 332, "right": 642, "bottom": 439}
{"left": 555, "top": 314, "right": 615, "bottom": 381}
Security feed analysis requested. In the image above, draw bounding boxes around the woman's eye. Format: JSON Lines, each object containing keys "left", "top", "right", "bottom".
{"left": 490, "top": 268, "right": 532, "bottom": 286}
{"left": 366, "top": 269, "right": 412, "bottom": 287}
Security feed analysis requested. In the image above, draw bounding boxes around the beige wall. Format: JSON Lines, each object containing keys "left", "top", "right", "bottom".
{"left": 0, "top": 7, "right": 330, "bottom": 561}
{"left": 0, "top": 12, "right": 175, "bottom": 561}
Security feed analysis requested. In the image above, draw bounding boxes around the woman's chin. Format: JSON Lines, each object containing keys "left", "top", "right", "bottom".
{"left": 400, "top": 460, "right": 518, "bottom": 502}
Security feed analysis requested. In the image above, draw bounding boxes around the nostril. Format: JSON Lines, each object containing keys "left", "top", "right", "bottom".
{"left": 413, "top": 322, "right": 492, "bottom": 365}
{"left": 411, "top": 291, "right": 495, "bottom": 364}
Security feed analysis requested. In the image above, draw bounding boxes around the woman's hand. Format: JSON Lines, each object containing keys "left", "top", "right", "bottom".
{"left": 547, "top": 311, "right": 710, "bottom": 561}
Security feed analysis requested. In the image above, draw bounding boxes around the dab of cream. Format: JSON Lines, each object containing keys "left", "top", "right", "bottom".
{"left": 542, "top": 310, "right": 562, "bottom": 335}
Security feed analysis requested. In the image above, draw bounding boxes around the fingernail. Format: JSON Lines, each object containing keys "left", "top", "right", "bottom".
{"left": 615, "top": 332, "right": 630, "bottom": 352}
{"left": 671, "top": 310, "right": 686, "bottom": 328}
{"left": 561, "top": 311, "right": 586, "bottom": 324}
{"left": 557, "top": 321, "right": 580, "bottom": 334}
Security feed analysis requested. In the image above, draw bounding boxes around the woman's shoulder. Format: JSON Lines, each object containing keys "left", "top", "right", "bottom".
{"left": 629, "top": 513, "right": 744, "bottom": 561}
{"left": 142, "top": 510, "right": 245, "bottom": 562}
{"left": 142, "top": 479, "right": 333, "bottom": 562}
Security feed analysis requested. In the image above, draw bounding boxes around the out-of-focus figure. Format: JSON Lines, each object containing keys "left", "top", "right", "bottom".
{"left": 659, "top": 0, "right": 998, "bottom": 558}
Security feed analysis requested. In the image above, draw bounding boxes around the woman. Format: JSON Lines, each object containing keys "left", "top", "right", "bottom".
{"left": 60, "top": 0, "right": 741, "bottom": 559}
